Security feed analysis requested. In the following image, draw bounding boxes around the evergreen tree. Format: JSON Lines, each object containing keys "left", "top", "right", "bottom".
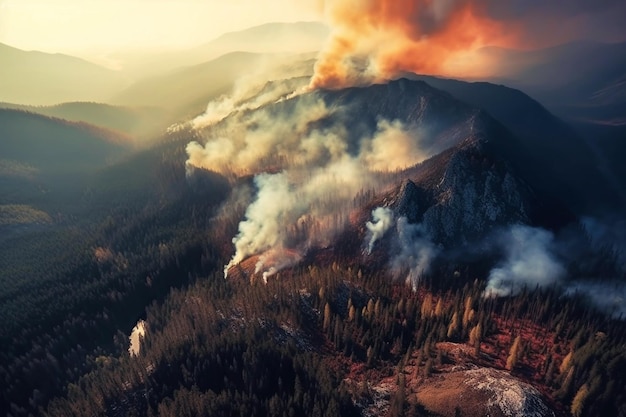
{"left": 323, "top": 303, "right": 332, "bottom": 332}
{"left": 447, "top": 312, "right": 459, "bottom": 340}
{"left": 506, "top": 335, "right": 521, "bottom": 371}
{"left": 571, "top": 384, "right": 588, "bottom": 417}
{"left": 469, "top": 323, "right": 482, "bottom": 356}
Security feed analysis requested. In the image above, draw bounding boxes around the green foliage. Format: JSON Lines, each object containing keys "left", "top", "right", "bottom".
{"left": 1, "top": 122, "right": 625, "bottom": 417}
{"left": 0, "top": 108, "right": 129, "bottom": 175}
{"left": 0, "top": 204, "right": 51, "bottom": 225}
{"left": 0, "top": 129, "right": 232, "bottom": 417}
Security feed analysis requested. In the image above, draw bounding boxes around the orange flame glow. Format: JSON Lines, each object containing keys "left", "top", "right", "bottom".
{"left": 310, "top": 0, "right": 520, "bottom": 89}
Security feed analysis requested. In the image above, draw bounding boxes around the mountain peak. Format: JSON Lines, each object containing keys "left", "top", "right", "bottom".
{"left": 393, "top": 179, "right": 424, "bottom": 224}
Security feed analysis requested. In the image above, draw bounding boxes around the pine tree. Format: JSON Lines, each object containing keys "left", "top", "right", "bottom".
{"left": 462, "top": 296, "right": 473, "bottom": 330}
{"left": 397, "top": 298, "right": 405, "bottom": 317}
{"left": 367, "top": 346, "right": 375, "bottom": 367}
{"left": 556, "top": 366, "right": 576, "bottom": 401}
{"left": 366, "top": 299, "right": 375, "bottom": 318}
{"left": 434, "top": 299, "right": 443, "bottom": 317}
{"left": 323, "top": 303, "right": 331, "bottom": 331}
{"left": 421, "top": 294, "right": 433, "bottom": 318}
{"left": 348, "top": 305, "right": 356, "bottom": 323}
{"left": 447, "top": 312, "right": 459, "bottom": 340}
{"left": 560, "top": 350, "right": 573, "bottom": 374}
{"left": 571, "top": 384, "right": 589, "bottom": 417}
{"left": 544, "top": 356, "right": 556, "bottom": 385}
{"left": 390, "top": 373, "right": 406, "bottom": 417}
{"left": 506, "top": 335, "right": 521, "bottom": 371}
{"left": 423, "top": 358, "right": 432, "bottom": 378}
{"left": 374, "top": 298, "right": 382, "bottom": 317}
{"left": 469, "top": 323, "right": 482, "bottom": 356}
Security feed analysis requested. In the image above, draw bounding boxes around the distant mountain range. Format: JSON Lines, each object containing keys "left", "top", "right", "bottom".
{"left": 0, "top": 108, "right": 130, "bottom": 186}
{"left": 192, "top": 21, "right": 328, "bottom": 62}
{"left": 111, "top": 22, "right": 328, "bottom": 77}
{"left": 112, "top": 51, "right": 268, "bottom": 115}
{"left": 400, "top": 74, "right": 626, "bottom": 212}
{"left": 480, "top": 40, "right": 626, "bottom": 126}
{"left": 237, "top": 77, "right": 619, "bottom": 249}
{"left": 2, "top": 36, "right": 626, "bottom": 416}
{"left": 0, "top": 43, "right": 129, "bottom": 105}
{"left": 0, "top": 101, "right": 165, "bottom": 137}
{"left": 0, "top": 22, "right": 325, "bottom": 123}
{"left": 3, "top": 23, "right": 624, "bottom": 126}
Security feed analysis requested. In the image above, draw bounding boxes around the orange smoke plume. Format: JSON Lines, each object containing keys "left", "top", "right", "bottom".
{"left": 311, "top": 0, "right": 519, "bottom": 89}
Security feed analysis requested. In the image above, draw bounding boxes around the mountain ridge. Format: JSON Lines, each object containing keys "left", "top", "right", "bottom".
{"left": 0, "top": 108, "right": 131, "bottom": 175}
{"left": 0, "top": 43, "right": 129, "bottom": 105}
{"left": 395, "top": 75, "right": 625, "bottom": 213}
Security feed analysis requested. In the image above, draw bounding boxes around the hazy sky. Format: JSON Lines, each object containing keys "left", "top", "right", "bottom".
{"left": 2, "top": 0, "right": 625, "bottom": 64}
{"left": 0, "top": 0, "right": 320, "bottom": 54}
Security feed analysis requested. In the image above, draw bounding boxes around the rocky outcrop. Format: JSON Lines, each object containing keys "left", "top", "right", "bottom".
{"left": 416, "top": 366, "right": 555, "bottom": 417}
{"left": 389, "top": 136, "right": 532, "bottom": 248}
{"left": 421, "top": 140, "right": 531, "bottom": 246}
{"left": 394, "top": 179, "right": 428, "bottom": 224}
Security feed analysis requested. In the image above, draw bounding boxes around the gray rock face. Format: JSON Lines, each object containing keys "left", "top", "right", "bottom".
{"left": 422, "top": 142, "right": 530, "bottom": 246}
{"left": 415, "top": 366, "right": 556, "bottom": 417}
{"left": 391, "top": 137, "right": 531, "bottom": 248}
{"left": 461, "top": 368, "right": 555, "bottom": 417}
{"left": 394, "top": 180, "right": 426, "bottom": 224}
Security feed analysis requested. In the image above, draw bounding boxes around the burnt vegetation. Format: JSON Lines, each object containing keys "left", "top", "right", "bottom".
{"left": 36, "top": 256, "right": 626, "bottom": 417}
{"left": 1, "top": 124, "right": 625, "bottom": 417}
{"left": 1, "top": 79, "right": 625, "bottom": 417}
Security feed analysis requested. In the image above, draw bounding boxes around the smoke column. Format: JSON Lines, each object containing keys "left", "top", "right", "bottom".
{"left": 311, "top": 0, "right": 626, "bottom": 89}
{"left": 363, "top": 213, "right": 440, "bottom": 290}
{"left": 390, "top": 217, "right": 440, "bottom": 290}
{"left": 565, "top": 281, "right": 626, "bottom": 319}
{"left": 311, "top": 0, "right": 516, "bottom": 89}
{"left": 189, "top": 87, "right": 429, "bottom": 279}
{"left": 365, "top": 207, "right": 394, "bottom": 254}
{"left": 484, "top": 225, "right": 565, "bottom": 297}
{"left": 223, "top": 172, "right": 302, "bottom": 278}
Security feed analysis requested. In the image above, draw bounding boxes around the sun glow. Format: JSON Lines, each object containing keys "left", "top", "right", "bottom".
{"left": 0, "top": 0, "right": 319, "bottom": 55}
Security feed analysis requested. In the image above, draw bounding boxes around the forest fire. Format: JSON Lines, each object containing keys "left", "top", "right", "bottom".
{"left": 310, "top": 0, "right": 518, "bottom": 89}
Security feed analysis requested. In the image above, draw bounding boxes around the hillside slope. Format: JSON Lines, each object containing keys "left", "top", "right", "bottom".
{"left": 113, "top": 51, "right": 314, "bottom": 119}
{"left": 0, "top": 43, "right": 129, "bottom": 105}
{"left": 401, "top": 75, "right": 625, "bottom": 213}
{"left": 478, "top": 41, "right": 626, "bottom": 133}
{"left": 3, "top": 77, "right": 625, "bottom": 417}
{"left": 0, "top": 108, "right": 130, "bottom": 174}
{"left": 0, "top": 101, "right": 165, "bottom": 137}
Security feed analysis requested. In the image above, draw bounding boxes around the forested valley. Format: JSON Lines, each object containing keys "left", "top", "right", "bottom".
{"left": 1, "top": 129, "right": 625, "bottom": 417}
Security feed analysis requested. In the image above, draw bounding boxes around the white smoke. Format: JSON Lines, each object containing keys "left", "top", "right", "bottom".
{"left": 192, "top": 76, "right": 305, "bottom": 130}
{"left": 363, "top": 210, "right": 439, "bottom": 288}
{"left": 224, "top": 156, "right": 382, "bottom": 278}
{"left": 186, "top": 87, "right": 426, "bottom": 179}
{"left": 484, "top": 225, "right": 566, "bottom": 297}
{"left": 565, "top": 281, "right": 626, "bottom": 319}
{"left": 185, "top": 83, "right": 431, "bottom": 279}
{"left": 128, "top": 319, "right": 146, "bottom": 357}
{"left": 224, "top": 172, "right": 301, "bottom": 277}
{"left": 191, "top": 55, "right": 313, "bottom": 130}
{"left": 254, "top": 248, "right": 303, "bottom": 284}
{"left": 390, "top": 217, "right": 440, "bottom": 291}
{"left": 365, "top": 207, "right": 394, "bottom": 254}
{"left": 186, "top": 95, "right": 337, "bottom": 176}
{"left": 360, "top": 120, "right": 429, "bottom": 172}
